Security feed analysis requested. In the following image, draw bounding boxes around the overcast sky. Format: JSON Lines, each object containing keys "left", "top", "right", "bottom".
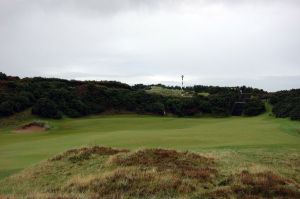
{"left": 0, "top": 0, "right": 300, "bottom": 91}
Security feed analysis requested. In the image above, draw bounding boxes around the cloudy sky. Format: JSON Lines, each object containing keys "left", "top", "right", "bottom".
{"left": 0, "top": 0, "right": 300, "bottom": 91}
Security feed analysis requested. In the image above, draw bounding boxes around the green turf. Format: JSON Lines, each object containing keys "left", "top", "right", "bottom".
{"left": 0, "top": 111, "right": 299, "bottom": 180}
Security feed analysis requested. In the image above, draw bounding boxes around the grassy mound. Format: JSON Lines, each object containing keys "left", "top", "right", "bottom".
{"left": 0, "top": 146, "right": 299, "bottom": 199}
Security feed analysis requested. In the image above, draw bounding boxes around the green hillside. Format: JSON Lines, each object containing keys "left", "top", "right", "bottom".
{"left": 146, "top": 86, "right": 209, "bottom": 97}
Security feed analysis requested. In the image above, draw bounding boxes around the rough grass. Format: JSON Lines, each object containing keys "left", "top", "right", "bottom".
{"left": 199, "top": 170, "right": 300, "bottom": 199}
{"left": 50, "top": 146, "right": 129, "bottom": 162}
{"left": 110, "top": 148, "right": 217, "bottom": 180}
{"left": 0, "top": 146, "right": 299, "bottom": 199}
{"left": 65, "top": 168, "right": 198, "bottom": 198}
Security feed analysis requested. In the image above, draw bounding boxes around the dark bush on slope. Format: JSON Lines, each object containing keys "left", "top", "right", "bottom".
{"left": 243, "top": 97, "right": 266, "bottom": 116}
{"left": 0, "top": 101, "right": 14, "bottom": 116}
{"left": 32, "top": 98, "right": 62, "bottom": 119}
{"left": 290, "top": 105, "right": 300, "bottom": 120}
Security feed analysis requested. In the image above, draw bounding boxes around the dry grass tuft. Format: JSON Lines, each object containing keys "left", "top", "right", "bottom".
{"left": 231, "top": 170, "right": 300, "bottom": 198}
{"left": 50, "top": 146, "right": 129, "bottom": 162}
{"left": 198, "top": 188, "right": 233, "bottom": 199}
{"left": 65, "top": 167, "right": 197, "bottom": 198}
{"left": 198, "top": 170, "right": 300, "bottom": 199}
{"left": 110, "top": 148, "right": 217, "bottom": 180}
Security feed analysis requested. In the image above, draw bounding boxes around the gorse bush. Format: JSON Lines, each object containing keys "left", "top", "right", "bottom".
{"left": 0, "top": 101, "right": 14, "bottom": 116}
{"left": 290, "top": 105, "right": 300, "bottom": 120}
{"left": 145, "top": 102, "right": 165, "bottom": 116}
{"left": 32, "top": 98, "right": 62, "bottom": 119}
{"left": 243, "top": 97, "right": 266, "bottom": 116}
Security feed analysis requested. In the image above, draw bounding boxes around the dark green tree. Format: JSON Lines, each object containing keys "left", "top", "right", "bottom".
{"left": 244, "top": 97, "right": 265, "bottom": 116}
{"left": 0, "top": 72, "right": 8, "bottom": 80}
{"left": 145, "top": 102, "right": 165, "bottom": 115}
{"left": 290, "top": 105, "right": 300, "bottom": 120}
{"left": 0, "top": 101, "right": 14, "bottom": 116}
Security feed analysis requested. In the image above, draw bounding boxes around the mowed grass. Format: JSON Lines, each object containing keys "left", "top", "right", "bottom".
{"left": 0, "top": 111, "right": 299, "bottom": 181}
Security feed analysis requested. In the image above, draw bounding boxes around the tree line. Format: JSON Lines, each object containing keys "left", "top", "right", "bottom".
{"left": 0, "top": 72, "right": 269, "bottom": 119}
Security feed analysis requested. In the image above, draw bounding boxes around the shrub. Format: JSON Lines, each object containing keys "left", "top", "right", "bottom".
{"left": 32, "top": 98, "right": 62, "bottom": 119}
{"left": 0, "top": 101, "right": 14, "bottom": 116}
{"left": 165, "top": 98, "right": 186, "bottom": 116}
{"left": 145, "top": 102, "right": 165, "bottom": 115}
{"left": 273, "top": 102, "right": 293, "bottom": 118}
{"left": 0, "top": 72, "right": 8, "bottom": 80}
{"left": 244, "top": 97, "right": 265, "bottom": 116}
{"left": 12, "top": 95, "right": 31, "bottom": 112}
{"left": 270, "top": 89, "right": 300, "bottom": 120}
{"left": 64, "top": 99, "right": 88, "bottom": 118}
{"left": 290, "top": 105, "right": 300, "bottom": 120}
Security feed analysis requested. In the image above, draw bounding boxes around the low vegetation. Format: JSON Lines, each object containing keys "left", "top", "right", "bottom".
{"left": 200, "top": 170, "right": 300, "bottom": 199}
{"left": 0, "top": 147, "right": 299, "bottom": 198}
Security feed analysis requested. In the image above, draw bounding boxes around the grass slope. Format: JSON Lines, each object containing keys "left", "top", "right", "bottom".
{"left": 0, "top": 111, "right": 299, "bottom": 182}
{"left": 146, "top": 86, "right": 209, "bottom": 97}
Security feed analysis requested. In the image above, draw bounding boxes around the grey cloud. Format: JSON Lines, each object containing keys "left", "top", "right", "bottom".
{"left": 0, "top": 0, "right": 300, "bottom": 91}
{"left": 2, "top": 0, "right": 299, "bottom": 19}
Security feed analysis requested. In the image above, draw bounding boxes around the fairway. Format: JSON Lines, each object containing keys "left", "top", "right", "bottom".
{"left": 0, "top": 113, "right": 299, "bottom": 180}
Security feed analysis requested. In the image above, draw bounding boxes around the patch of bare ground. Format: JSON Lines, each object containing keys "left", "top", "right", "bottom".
{"left": 198, "top": 170, "right": 300, "bottom": 199}
{"left": 50, "top": 146, "right": 129, "bottom": 162}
